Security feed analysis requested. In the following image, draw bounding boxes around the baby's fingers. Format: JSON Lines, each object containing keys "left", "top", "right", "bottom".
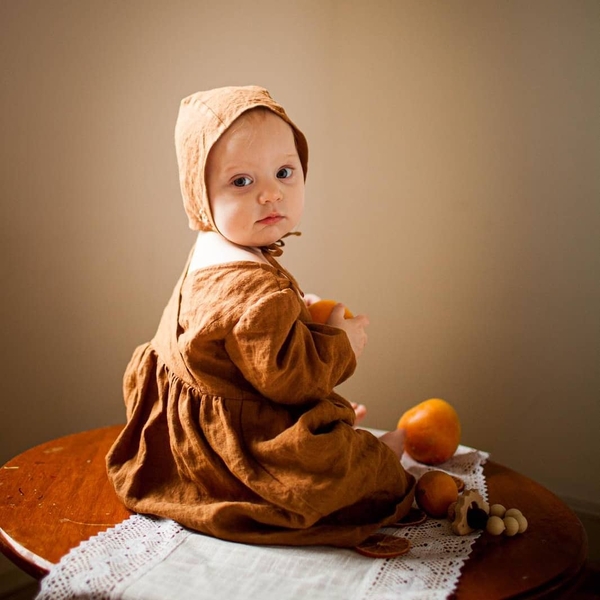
{"left": 351, "top": 313, "right": 370, "bottom": 327}
{"left": 326, "top": 303, "right": 350, "bottom": 326}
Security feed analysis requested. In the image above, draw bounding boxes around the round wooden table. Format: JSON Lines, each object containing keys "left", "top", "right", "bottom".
{"left": 0, "top": 425, "right": 589, "bottom": 598}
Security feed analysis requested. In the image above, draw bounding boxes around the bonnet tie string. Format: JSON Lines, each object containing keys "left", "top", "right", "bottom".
{"left": 260, "top": 232, "right": 304, "bottom": 297}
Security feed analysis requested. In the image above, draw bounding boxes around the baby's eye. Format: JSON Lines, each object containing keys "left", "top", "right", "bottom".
{"left": 276, "top": 167, "right": 293, "bottom": 179}
{"left": 232, "top": 176, "right": 252, "bottom": 187}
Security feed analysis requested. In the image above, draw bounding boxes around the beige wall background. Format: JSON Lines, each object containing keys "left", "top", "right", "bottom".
{"left": 1, "top": 0, "right": 598, "bottom": 541}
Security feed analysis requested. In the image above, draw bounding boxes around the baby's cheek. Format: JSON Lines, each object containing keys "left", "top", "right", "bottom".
{"left": 213, "top": 205, "right": 246, "bottom": 240}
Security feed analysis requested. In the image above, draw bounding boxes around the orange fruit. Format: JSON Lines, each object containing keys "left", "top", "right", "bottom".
{"left": 397, "top": 398, "right": 461, "bottom": 465}
{"left": 308, "top": 299, "right": 353, "bottom": 324}
{"left": 415, "top": 470, "right": 459, "bottom": 518}
{"left": 354, "top": 533, "right": 411, "bottom": 558}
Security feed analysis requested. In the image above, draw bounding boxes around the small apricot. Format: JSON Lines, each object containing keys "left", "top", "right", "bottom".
{"left": 415, "top": 470, "right": 459, "bottom": 518}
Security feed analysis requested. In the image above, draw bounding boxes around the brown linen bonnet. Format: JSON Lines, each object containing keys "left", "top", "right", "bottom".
{"left": 175, "top": 85, "right": 309, "bottom": 232}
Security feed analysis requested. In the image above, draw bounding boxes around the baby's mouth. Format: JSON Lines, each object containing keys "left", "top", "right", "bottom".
{"left": 258, "top": 214, "right": 284, "bottom": 225}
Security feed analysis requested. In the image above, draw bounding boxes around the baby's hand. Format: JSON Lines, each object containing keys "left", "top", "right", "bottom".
{"left": 327, "top": 303, "right": 369, "bottom": 358}
{"left": 303, "top": 293, "right": 321, "bottom": 307}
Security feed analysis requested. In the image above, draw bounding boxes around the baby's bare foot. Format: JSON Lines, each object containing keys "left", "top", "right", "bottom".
{"left": 351, "top": 402, "right": 367, "bottom": 425}
{"left": 379, "top": 428, "right": 406, "bottom": 460}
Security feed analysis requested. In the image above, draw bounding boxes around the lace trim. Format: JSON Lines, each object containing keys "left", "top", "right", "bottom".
{"left": 362, "top": 446, "right": 489, "bottom": 599}
{"left": 37, "top": 516, "right": 185, "bottom": 599}
{"left": 37, "top": 444, "right": 487, "bottom": 600}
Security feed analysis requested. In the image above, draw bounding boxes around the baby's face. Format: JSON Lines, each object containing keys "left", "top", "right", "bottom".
{"left": 205, "top": 109, "right": 305, "bottom": 248}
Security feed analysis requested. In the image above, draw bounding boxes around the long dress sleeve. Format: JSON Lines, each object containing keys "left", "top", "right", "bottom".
{"left": 225, "top": 287, "right": 356, "bottom": 403}
{"left": 107, "top": 261, "right": 416, "bottom": 548}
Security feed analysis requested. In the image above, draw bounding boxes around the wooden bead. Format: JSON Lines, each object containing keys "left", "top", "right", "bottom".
{"left": 504, "top": 516, "right": 519, "bottom": 536}
{"left": 515, "top": 514, "right": 528, "bottom": 533}
{"left": 486, "top": 515, "right": 505, "bottom": 535}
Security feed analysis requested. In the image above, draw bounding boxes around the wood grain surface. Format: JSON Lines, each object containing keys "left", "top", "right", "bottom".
{"left": 0, "top": 426, "right": 588, "bottom": 598}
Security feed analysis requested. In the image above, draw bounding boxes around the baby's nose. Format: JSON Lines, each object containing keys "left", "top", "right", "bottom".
{"left": 258, "top": 180, "right": 282, "bottom": 203}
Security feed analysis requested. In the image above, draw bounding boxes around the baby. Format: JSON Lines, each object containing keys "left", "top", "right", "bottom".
{"left": 107, "top": 86, "right": 415, "bottom": 547}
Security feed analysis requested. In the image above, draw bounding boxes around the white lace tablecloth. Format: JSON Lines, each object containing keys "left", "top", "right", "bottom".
{"left": 37, "top": 435, "right": 488, "bottom": 600}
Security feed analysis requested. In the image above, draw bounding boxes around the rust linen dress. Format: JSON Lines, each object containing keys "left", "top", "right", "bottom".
{"left": 107, "top": 258, "right": 415, "bottom": 547}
